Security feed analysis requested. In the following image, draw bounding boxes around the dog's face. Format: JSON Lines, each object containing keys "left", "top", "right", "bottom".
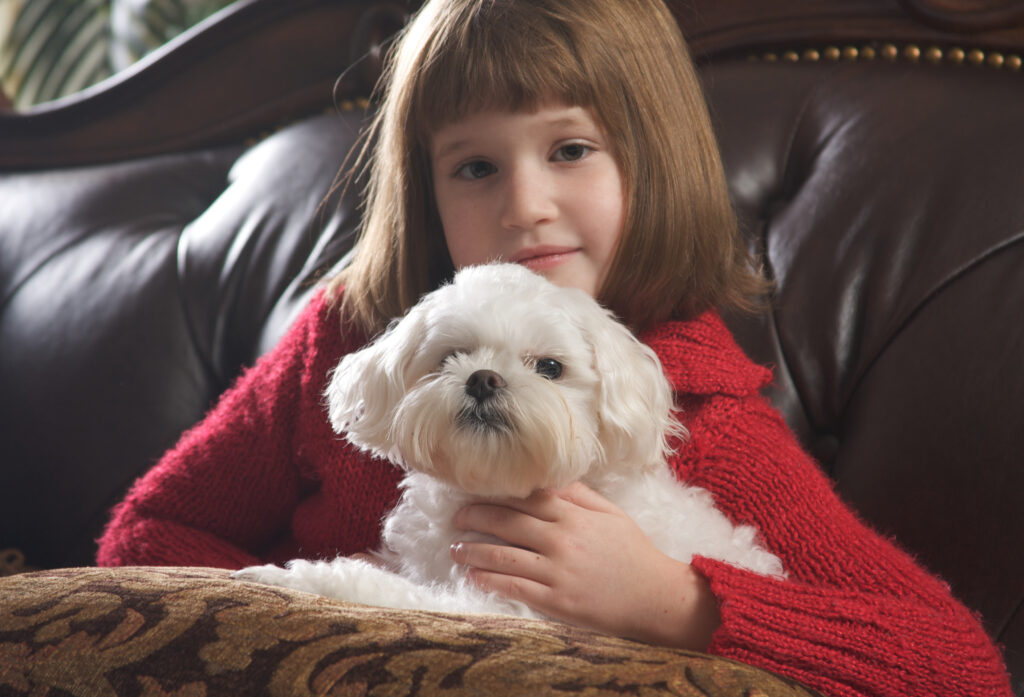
{"left": 326, "top": 264, "right": 682, "bottom": 498}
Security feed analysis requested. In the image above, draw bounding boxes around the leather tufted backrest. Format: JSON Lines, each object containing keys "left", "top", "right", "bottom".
{"left": 707, "top": 54, "right": 1024, "bottom": 685}
{"left": 0, "top": 109, "right": 364, "bottom": 568}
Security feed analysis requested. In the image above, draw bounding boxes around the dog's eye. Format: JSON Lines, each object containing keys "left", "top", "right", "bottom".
{"left": 440, "top": 350, "right": 464, "bottom": 367}
{"left": 534, "top": 358, "right": 563, "bottom": 380}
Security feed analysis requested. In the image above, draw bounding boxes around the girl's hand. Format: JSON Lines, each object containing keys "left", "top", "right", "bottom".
{"left": 450, "top": 482, "right": 721, "bottom": 650}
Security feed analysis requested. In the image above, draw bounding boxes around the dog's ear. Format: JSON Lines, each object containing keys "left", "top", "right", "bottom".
{"left": 564, "top": 290, "right": 685, "bottom": 470}
{"left": 324, "top": 303, "right": 428, "bottom": 460}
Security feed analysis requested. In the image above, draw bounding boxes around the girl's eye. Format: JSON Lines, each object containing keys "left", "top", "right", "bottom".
{"left": 553, "top": 143, "right": 590, "bottom": 162}
{"left": 534, "top": 358, "right": 563, "bottom": 380}
{"left": 455, "top": 160, "right": 496, "bottom": 180}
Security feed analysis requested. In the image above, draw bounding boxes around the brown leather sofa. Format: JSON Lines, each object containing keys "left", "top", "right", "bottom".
{"left": 1, "top": 0, "right": 1020, "bottom": 694}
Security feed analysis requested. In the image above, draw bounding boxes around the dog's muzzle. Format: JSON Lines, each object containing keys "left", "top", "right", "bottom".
{"left": 458, "top": 370, "right": 513, "bottom": 432}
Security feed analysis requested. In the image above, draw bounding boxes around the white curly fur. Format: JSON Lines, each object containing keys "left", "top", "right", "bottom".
{"left": 234, "top": 263, "right": 784, "bottom": 616}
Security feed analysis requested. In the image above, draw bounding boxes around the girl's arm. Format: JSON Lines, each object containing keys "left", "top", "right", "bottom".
{"left": 96, "top": 292, "right": 346, "bottom": 569}
{"left": 680, "top": 395, "right": 1012, "bottom": 697}
{"left": 451, "top": 392, "right": 1011, "bottom": 697}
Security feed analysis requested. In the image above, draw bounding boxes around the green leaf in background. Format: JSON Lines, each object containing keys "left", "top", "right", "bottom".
{"left": 0, "top": 0, "right": 233, "bottom": 108}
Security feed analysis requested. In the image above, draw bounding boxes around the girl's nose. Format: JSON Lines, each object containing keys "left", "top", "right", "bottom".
{"left": 499, "top": 167, "right": 558, "bottom": 230}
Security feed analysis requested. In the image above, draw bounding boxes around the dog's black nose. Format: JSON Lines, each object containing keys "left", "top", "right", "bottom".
{"left": 465, "top": 370, "right": 507, "bottom": 402}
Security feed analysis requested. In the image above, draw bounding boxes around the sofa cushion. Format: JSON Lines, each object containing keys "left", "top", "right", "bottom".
{"left": 0, "top": 566, "right": 823, "bottom": 696}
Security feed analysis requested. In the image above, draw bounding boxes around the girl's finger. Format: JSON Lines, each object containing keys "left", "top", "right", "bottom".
{"left": 551, "top": 481, "right": 623, "bottom": 514}
{"left": 450, "top": 540, "right": 553, "bottom": 585}
{"left": 463, "top": 566, "right": 555, "bottom": 611}
{"left": 452, "top": 501, "right": 552, "bottom": 548}
{"left": 479, "top": 487, "right": 564, "bottom": 521}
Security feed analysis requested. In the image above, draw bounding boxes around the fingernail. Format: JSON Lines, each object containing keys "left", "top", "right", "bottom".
{"left": 450, "top": 542, "right": 462, "bottom": 558}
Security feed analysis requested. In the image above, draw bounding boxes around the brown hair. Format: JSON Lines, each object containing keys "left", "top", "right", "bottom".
{"left": 330, "top": 0, "right": 766, "bottom": 334}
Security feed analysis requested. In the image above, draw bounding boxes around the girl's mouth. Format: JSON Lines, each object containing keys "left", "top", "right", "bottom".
{"left": 509, "top": 246, "right": 579, "bottom": 271}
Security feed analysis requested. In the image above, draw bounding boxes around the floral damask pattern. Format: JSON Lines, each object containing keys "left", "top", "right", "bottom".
{"left": 0, "top": 567, "right": 821, "bottom": 697}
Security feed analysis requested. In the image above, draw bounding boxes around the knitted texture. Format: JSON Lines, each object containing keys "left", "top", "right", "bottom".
{"left": 96, "top": 291, "right": 1012, "bottom": 697}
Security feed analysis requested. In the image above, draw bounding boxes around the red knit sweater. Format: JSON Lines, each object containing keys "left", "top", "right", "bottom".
{"left": 96, "top": 291, "right": 1011, "bottom": 697}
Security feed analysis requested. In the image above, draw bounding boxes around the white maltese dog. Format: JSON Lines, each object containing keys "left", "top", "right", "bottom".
{"left": 234, "top": 263, "right": 783, "bottom": 617}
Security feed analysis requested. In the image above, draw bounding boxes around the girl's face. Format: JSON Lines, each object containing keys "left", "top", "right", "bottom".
{"left": 430, "top": 104, "right": 625, "bottom": 297}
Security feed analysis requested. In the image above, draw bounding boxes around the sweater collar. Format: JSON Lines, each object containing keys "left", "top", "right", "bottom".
{"left": 639, "top": 311, "right": 772, "bottom": 397}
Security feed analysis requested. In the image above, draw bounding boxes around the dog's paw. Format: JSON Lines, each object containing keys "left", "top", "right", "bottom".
{"left": 232, "top": 558, "right": 371, "bottom": 599}
{"left": 231, "top": 563, "right": 296, "bottom": 588}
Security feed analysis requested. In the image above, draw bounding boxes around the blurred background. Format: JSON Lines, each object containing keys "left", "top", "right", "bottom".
{"left": 0, "top": 0, "right": 235, "bottom": 109}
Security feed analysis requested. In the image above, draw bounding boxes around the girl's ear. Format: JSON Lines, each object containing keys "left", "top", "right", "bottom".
{"left": 325, "top": 306, "right": 427, "bottom": 459}
{"left": 565, "top": 289, "right": 686, "bottom": 471}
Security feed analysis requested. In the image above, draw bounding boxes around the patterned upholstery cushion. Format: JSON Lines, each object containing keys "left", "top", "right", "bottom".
{"left": 0, "top": 566, "right": 823, "bottom": 696}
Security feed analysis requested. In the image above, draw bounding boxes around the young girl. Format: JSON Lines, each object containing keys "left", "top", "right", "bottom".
{"left": 97, "top": 0, "right": 1012, "bottom": 695}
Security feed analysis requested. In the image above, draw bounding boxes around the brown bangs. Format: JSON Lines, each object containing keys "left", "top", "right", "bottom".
{"left": 410, "top": 1, "right": 595, "bottom": 139}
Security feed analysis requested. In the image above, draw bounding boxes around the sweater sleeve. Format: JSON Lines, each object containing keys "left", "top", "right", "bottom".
{"left": 684, "top": 396, "right": 1012, "bottom": 697}
{"left": 96, "top": 292, "right": 347, "bottom": 569}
